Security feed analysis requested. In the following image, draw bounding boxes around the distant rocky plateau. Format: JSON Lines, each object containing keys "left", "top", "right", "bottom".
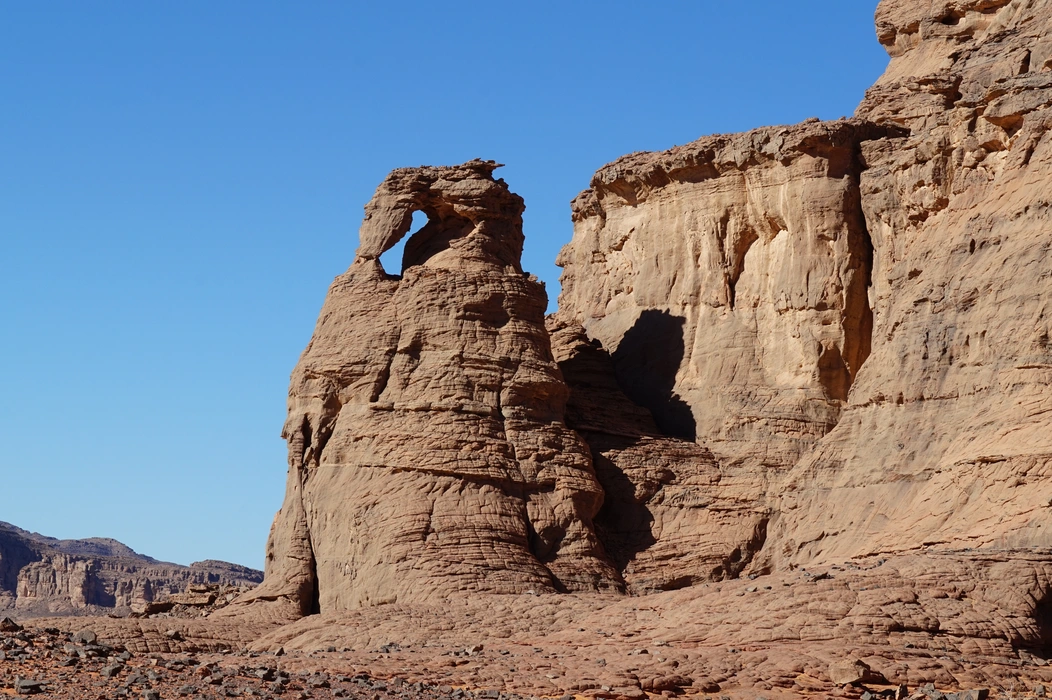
{"left": 9, "top": 1, "right": 1052, "bottom": 698}
{"left": 0, "top": 521, "right": 261, "bottom": 617}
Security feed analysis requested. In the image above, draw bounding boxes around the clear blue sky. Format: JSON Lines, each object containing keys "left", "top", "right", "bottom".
{"left": 1, "top": 2, "right": 887, "bottom": 569}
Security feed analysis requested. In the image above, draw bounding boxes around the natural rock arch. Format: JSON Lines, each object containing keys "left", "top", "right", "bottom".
{"left": 354, "top": 159, "right": 525, "bottom": 277}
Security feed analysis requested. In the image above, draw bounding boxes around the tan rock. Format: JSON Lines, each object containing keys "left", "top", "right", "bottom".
{"left": 555, "top": 0, "right": 1052, "bottom": 625}
{"left": 556, "top": 118, "right": 901, "bottom": 474}
{"left": 552, "top": 117, "right": 912, "bottom": 589}
{"left": 164, "top": 589, "right": 217, "bottom": 606}
{"left": 768, "top": 0, "right": 1052, "bottom": 568}
{"left": 548, "top": 317, "right": 769, "bottom": 591}
{"left": 828, "top": 658, "right": 873, "bottom": 686}
{"left": 196, "top": 0, "right": 1052, "bottom": 693}
{"left": 228, "top": 160, "right": 621, "bottom": 621}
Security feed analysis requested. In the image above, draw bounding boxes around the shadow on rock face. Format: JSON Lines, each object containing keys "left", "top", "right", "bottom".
{"left": 612, "top": 310, "right": 696, "bottom": 441}
{"left": 590, "top": 448, "right": 657, "bottom": 573}
{"left": 550, "top": 327, "right": 660, "bottom": 579}
{"left": 1028, "top": 590, "right": 1052, "bottom": 659}
{"left": 550, "top": 316, "right": 764, "bottom": 591}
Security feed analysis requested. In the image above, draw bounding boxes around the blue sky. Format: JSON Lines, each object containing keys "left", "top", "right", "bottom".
{"left": 0, "top": 2, "right": 887, "bottom": 569}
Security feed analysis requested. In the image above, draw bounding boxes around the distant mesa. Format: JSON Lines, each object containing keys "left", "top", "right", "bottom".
{"left": 0, "top": 521, "right": 261, "bottom": 618}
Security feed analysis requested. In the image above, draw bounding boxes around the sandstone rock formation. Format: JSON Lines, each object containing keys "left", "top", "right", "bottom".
{"left": 554, "top": 118, "right": 902, "bottom": 473}
{"left": 229, "top": 160, "right": 621, "bottom": 622}
{"left": 126, "top": 0, "right": 1052, "bottom": 694}
{"left": 551, "top": 118, "right": 912, "bottom": 591}
{"left": 549, "top": 0, "right": 1052, "bottom": 658}
{"left": 0, "top": 522, "right": 261, "bottom": 617}
{"left": 547, "top": 317, "right": 771, "bottom": 591}
{"left": 242, "top": 0, "right": 1052, "bottom": 625}
{"left": 768, "top": 0, "right": 1052, "bottom": 568}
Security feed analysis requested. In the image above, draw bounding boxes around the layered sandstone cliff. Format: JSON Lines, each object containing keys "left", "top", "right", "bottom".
{"left": 551, "top": 118, "right": 906, "bottom": 590}
{"left": 767, "top": 0, "right": 1052, "bottom": 567}
{"left": 555, "top": 119, "right": 898, "bottom": 471}
{"left": 218, "top": 0, "right": 1052, "bottom": 689}
{"left": 0, "top": 522, "right": 261, "bottom": 617}
{"left": 553, "top": 0, "right": 1052, "bottom": 585}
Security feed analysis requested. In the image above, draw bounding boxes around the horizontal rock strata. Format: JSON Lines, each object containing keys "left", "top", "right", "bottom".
{"left": 556, "top": 118, "right": 902, "bottom": 472}
{"left": 769, "top": 0, "right": 1052, "bottom": 566}
{"left": 547, "top": 0, "right": 1052, "bottom": 671}
{"left": 547, "top": 317, "right": 769, "bottom": 591}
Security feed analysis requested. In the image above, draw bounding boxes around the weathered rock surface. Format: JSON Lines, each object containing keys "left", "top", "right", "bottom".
{"left": 547, "top": 317, "right": 770, "bottom": 591}
{"left": 0, "top": 521, "right": 261, "bottom": 617}
{"left": 17, "top": 555, "right": 1052, "bottom": 697}
{"left": 553, "top": 0, "right": 1052, "bottom": 627}
{"left": 227, "top": 160, "right": 621, "bottom": 622}
{"left": 548, "top": 115, "right": 916, "bottom": 593}
{"left": 555, "top": 117, "right": 902, "bottom": 473}
{"left": 50, "top": 0, "right": 1052, "bottom": 695}
{"left": 768, "top": 0, "right": 1052, "bottom": 566}
{"left": 242, "top": 554, "right": 1052, "bottom": 695}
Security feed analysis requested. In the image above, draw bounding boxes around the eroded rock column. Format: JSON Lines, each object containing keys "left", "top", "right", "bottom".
{"left": 231, "top": 160, "right": 621, "bottom": 620}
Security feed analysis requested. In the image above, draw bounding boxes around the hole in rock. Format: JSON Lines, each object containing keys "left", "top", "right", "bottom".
{"left": 659, "top": 576, "right": 696, "bottom": 592}
{"left": 402, "top": 208, "right": 474, "bottom": 270}
{"left": 379, "top": 210, "right": 428, "bottom": 277}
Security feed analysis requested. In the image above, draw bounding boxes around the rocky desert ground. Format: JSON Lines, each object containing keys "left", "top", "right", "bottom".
{"left": 5, "top": 0, "right": 1052, "bottom": 698}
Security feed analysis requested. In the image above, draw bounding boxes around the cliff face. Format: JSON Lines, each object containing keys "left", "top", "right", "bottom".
{"left": 0, "top": 522, "right": 261, "bottom": 617}
{"left": 770, "top": 0, "right": 1052, "bottom": 566}
{"left": 234, "top": 0, "right": 1052, "bottom": 680}
{"left": 554, "top": 0, "right": 1052, "bottom": 583}
{"left": 230, "top": 160, "right": 620, "bottom": 621}
{"left": 556, "top": 120, "right": 897, "bottom": 471}
{"left": 546, "top": 318, "right": 771, "bottom": 591}
{"left": 551, "top": 118, "right": 911, "bottom": 589}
